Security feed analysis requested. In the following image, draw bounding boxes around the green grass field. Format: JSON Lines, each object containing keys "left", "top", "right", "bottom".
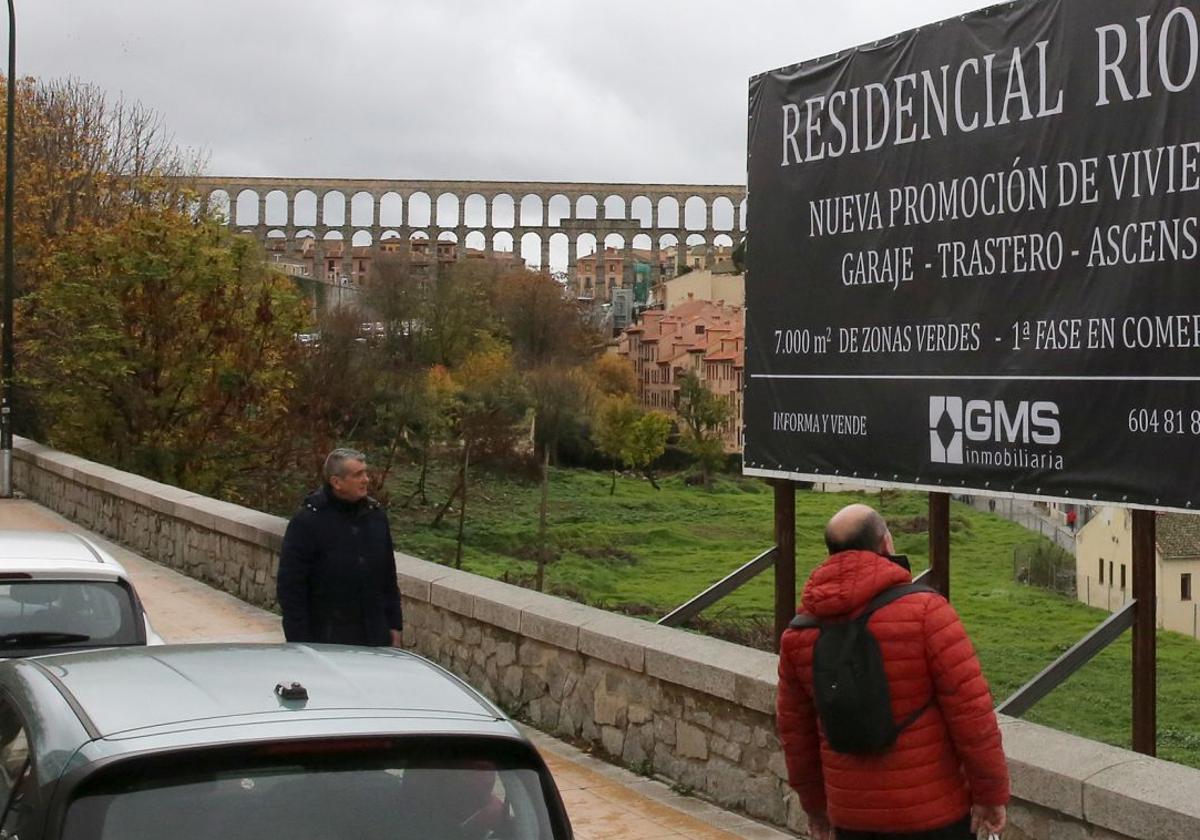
{"left": 384, "top": 464, "right": 1200, "bottom": 767}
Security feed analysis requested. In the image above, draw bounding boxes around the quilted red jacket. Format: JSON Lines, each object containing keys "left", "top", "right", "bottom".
{"left": 776, "top": 550, "right": 1009, "bottom": 833}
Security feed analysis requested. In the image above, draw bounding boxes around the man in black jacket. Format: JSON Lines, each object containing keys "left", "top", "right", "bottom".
{"left": 277, "top": 448, "right": 403, "bottom": 646}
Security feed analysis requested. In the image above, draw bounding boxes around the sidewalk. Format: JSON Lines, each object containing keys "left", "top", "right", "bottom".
{"left": 0, "top": 498, "right": 796, "bottom": 840}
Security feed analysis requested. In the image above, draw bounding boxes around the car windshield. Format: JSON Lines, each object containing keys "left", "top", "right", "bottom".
{"left": 0, "top": 581, "right": 138, "bottom": 651}
{"left": 61, "top": 738, "right": 567, "bottom": 840}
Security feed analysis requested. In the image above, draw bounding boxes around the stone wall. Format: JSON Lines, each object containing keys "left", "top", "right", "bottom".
{"left": 12, "top": 437, "right": 1200, "bottom": 839}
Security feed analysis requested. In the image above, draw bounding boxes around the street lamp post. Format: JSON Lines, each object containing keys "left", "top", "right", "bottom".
{"left": 1, "top": 0, "right": 14, "bottom": 497}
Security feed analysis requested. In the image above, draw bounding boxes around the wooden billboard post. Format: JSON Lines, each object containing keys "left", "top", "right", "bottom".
{"left": 1131, "top": 508, "right": 1157, "bottom": 756}
{"left": 928, "top": 492, "right": 951, "bottom": 599}
{"left": 774, "top": 480, "right": 796, "bottom": 651}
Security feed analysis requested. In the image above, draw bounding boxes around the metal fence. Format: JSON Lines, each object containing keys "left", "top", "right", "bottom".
{"left": 1013, "top": 541, "right": 1077, "bottom": 597}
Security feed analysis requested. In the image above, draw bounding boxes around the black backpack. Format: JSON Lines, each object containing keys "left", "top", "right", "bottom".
{"left": 789, "top": 583, "right": 937, "bottom": 755}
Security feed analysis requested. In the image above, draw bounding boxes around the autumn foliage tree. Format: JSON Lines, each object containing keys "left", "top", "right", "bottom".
{"left": 0, "top": 76, "right": 204, "bottom": 293}
{"left": 18, "top": 209, "right": 308, "bottom": 498}
{"left": 676, "top": 370, "right": 733, "bottom": 490}
{"left": 593, "top": 395, "right": 671, "bottom": 494}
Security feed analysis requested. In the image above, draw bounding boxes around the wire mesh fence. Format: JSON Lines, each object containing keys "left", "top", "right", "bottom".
{"left": 1013, "top": 541, "right": 1077, "bottom": 596}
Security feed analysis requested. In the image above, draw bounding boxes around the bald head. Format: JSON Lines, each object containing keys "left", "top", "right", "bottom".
{"left": 825, "top": 504, "right": 890, "bottom": 554}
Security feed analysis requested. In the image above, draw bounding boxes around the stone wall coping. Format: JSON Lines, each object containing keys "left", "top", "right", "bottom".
{"left": 999, "top": 715, "right": 1200, "bottom": 839}
{"left": 14, "top": 437, "right": 284, "bottom": 551}
{"left": 393, "top": 552, "right": 779, "bottom": 710}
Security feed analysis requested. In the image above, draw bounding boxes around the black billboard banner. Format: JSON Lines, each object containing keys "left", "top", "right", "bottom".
{"left": 744, "top": 0, "right": 1200, "bottom": 512}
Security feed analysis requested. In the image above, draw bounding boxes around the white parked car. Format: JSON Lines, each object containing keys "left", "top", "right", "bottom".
{"left": 0, "top": 530, "right": 162, "bottom": 656}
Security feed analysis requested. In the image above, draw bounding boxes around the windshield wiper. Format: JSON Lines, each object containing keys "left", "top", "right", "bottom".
{"left": 0, "top": 631, "right": 92, "bottom": 646}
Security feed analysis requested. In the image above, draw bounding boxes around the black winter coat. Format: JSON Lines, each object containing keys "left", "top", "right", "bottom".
{"left": 276, "top": 486, "right": 402, "bottom": 646}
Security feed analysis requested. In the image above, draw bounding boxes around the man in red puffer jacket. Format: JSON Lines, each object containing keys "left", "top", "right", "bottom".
{"left": 777, "top": 504, "right": 1009, "bottom": 840}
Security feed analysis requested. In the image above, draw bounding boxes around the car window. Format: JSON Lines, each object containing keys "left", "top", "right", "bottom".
{"left": 61, "top": 740, "right": 567, "bottom": 840}
{"left": 0, "top": 581, "right": 139, "bottom": 650}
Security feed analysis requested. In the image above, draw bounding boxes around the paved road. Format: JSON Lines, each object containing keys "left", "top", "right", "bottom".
{"left": 0, "top": 498, "right": 794, "bottom": 840}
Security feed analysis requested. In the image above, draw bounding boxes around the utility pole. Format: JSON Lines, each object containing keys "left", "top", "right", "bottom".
{"left": 1, "top": 0, "right": 16, "bottom": 497}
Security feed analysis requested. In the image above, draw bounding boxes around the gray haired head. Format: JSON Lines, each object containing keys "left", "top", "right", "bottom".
{"left": 323, "top": 447, "right": 367, "bottom": 480}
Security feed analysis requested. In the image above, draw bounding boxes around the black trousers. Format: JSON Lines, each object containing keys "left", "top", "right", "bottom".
{"left": 836, "top": 814, "right": 974, "bottom": 840}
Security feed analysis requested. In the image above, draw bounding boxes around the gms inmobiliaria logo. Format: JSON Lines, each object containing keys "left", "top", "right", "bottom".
{"left": 929, "top": 397, "right": 964, "bottom": 464}
{"left": 928, "top": 395, "right": 1065, "bottom": 471}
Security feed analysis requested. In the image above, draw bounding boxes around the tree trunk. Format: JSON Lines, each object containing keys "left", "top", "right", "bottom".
{"left": 454, "top": 443, "right": 470, "bottom": 570}
{"left": 610, "top": 462, "right": 617, "bottom": 495}
{"left": 403, "top": 448, "right": 429, "bottom": 508}
{"left": 535, "top": 444, "right": 551, "bottom": 592}
{"left": 643, "top": 467, "right": 661, "bottom": 491}
{"left": 429, "top": 477, "right": 461, "bottom": 528}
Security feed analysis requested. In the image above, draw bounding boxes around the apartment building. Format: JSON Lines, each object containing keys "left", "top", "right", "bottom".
{"left": 617, "top": 296, "right": 744, "bottom": 452}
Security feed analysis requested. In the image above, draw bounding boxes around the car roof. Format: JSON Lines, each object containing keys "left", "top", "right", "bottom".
{"left": 31, "top": 644, "right": 507, "bottom": 741}
{"left": 0, "top": 530, "right": 125, "bottom": 579}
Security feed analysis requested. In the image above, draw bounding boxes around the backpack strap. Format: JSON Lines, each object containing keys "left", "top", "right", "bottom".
{"left": 858, "top": 582, "right": 939, "bottom": 622}
{"left": 861, "top": 582, "right": 940, "bottom": 731}
{"left": 787, "top": 582, "right": 938, "bottom": 631}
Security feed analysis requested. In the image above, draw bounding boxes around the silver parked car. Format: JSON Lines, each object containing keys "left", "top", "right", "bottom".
{"left": 0, "top": 643, "right": 573, "bottom": 839}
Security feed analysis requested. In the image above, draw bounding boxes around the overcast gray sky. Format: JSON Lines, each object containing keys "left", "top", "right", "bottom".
{"left": 22, "top": 0, "right": 990, "bottom": 185}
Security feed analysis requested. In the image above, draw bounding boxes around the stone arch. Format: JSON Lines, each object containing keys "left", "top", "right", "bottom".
{"left": 548, "top": 194, "right": 570, "bottom": 226}
{"left": 630, "top": 196, "right": 653, "bottom": 228}
{"left": 235, "top": 189, "right": 260, "bottom": 226}
{"left": 492, "top": 194, "right": 515, "bottom": 228}
{"left": 576, "top": 233, "right": 598, "bottom": 259}
{"left": 712, "top": 197, "right": 735, "bottom": 231}
{"left": 465, "top": 230, "right": 487, "bottom": 253}
{"left": 322, "top": 191, "right": 346, "bottom": 227}
{"left": 686, "top": 233, "right": 708, "bottom": 248}
{"left": 659, "top": 233, "right": 680, "bottom": 276}
{"left": 684, "top": 196, "right": 707, "bottom": 231}
{"left": 352, "top": 231, "right": 373, "bottom": 247}
{"left": 657, "top": 196, "right": 680, "bottom": 228}
{"left": 493, "top": 231, "right": 515, "bottom": 254}
{"left": 380, "top": 230, "right": 402, "bottom": 240}
{"left": 266, "top": 229, "right": 287, "bottom": 245}
{"left": 463, "top": 193, "right": 488, "bottom": 228}
{"left": 379, "top": 192, "right": 403, "bottom": 227}
{"left": 714, "top": 233, "right": 735, "bottom": 248}
{"left": 207, "top": 189, "right": 231, "bottom": 223}
{"left": 408, "top": 192, "right": 432, "bottom": 228}
{"left": 658, "top": 232, "right": 679, "bottom": 259}
{"left": 604, "top": 233, "right": 625, "bottom": 251}
{"left": 739, "top": 198, "right": 748, "bottom": 231}
{"left": 323, "top": 230, "right": 344, "bottom": 241}
{"left": 549, "top": 232, "right": 570, "bottom": 273}
{"left": 410, "top": 230, "right": 430, "bottom": 240}
{"left": 632, "top": 233, "right": 652, "bottom": 253}
{"left": 351, "top": 191, "right": 375, "bottom": 227}
{"left": 575, "top": 195, "right": 598, "bottom": 220}
{"left": 436, "top": 193, "right": 460, "bottom": 228}
{"left": 521, "top": 232, "right": 542, "bottom": 269}
{"left": 603, "top": 195, "right": 625, "bottom": 220}
{"left": 294, "top": 229, "right": 315, "bottom": 240}
{"left": 264, "top": 190, "right": 288, "bottom": 226}
{"left": 519, "top": 194, "right": 543, "bottom": 226}
{"left": 293, "top": 190, "right": 318, "bottom": 227}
